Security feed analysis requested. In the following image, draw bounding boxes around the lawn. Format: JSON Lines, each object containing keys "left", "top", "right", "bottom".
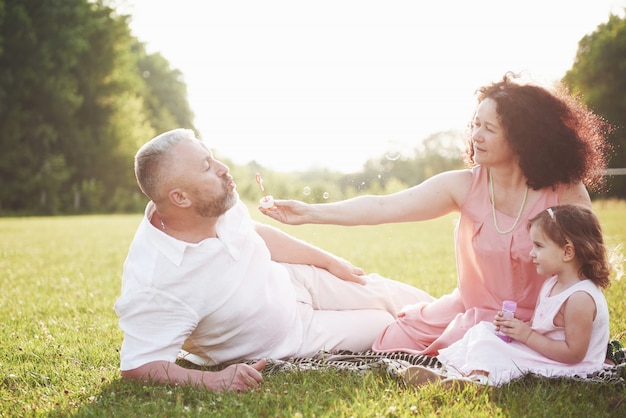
{"left": 1, "top": 200, "right": 625, "bottom": 417}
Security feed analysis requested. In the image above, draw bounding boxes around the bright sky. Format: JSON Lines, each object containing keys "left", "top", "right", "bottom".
{"left": 118, "top": 0, "right": 625, "bottom": 173}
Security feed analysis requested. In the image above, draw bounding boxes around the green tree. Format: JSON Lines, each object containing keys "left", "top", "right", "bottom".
{"left": 367, "top": 130, "right": 465, "bottom": 190}
{"left": 0, "top": 0, "right": 197, "bottom": 214}
{"left": 564, "top": 12, "right": 626, "bottom": 198}
{"left": 0, "top": 0, "right": 87, "bottom": 213}
{"left": 136, "top": 45, "right": 196, "bottom": 134}
{"left": 69, "top": 2, "right": 155, "bottom": 212}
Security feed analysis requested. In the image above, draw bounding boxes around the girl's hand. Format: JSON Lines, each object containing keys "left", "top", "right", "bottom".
{"left": 494, "top": 315, "right": 533, "bottom": 343}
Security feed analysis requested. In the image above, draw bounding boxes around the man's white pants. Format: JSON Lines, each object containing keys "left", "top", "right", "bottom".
{"left": 283, "top": 263, "right": 434, "bottom": 357}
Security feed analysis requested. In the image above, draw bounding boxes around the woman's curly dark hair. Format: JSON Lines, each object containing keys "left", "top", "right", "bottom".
{"left": 463, "top": 72, "right": 612, "bottom": 191}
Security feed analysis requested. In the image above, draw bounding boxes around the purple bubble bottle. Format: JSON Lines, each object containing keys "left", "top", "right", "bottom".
{"left": 497, "top": 300, "right": 517, "bottom": 343}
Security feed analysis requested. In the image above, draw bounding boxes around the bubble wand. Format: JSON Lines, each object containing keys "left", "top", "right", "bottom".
{"left": 255, "top": 172, "right": 275, "bottom": 209}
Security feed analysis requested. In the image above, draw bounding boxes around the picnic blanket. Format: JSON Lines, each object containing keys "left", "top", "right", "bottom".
{"left": 258, "top": 349, "right": 626, "bottom": 385}
{"left": 179, "top": 340, "right": 625, "bottom": 384}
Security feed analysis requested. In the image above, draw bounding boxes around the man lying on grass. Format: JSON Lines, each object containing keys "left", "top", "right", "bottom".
{"left": 114, "top": 129, "right": 432, "bottom": 391}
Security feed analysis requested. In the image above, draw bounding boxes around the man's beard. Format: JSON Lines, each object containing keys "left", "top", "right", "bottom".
{"left": 192, "top": 183, "right": 238, "bottom": 218}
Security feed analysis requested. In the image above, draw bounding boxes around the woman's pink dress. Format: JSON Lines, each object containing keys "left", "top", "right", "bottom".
{"left": 372, "top": 165, "right": 561, "bottom": 355}
{"left": 437, "top": 276, "right": 610, "bottom": 385}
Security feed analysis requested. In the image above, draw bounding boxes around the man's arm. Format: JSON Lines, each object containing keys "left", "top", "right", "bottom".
{"left": 120, "top": 359, "right": 266, "bottom": 392}
{"left": 254, "top": 222, "right": 366, "bottom": 284}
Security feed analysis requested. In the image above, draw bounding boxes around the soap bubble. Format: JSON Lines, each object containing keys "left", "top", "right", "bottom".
{"left": 385, "top": 152, "right": 400, "bottom": 161}
{"left": 322, "top": 192, "right": 329, "bottom": 200}
{"left": 302, "top": 186, "right": 311, "bottom": 196}
{"left": 385, "top": 139, "right": 407, "bottom": 162}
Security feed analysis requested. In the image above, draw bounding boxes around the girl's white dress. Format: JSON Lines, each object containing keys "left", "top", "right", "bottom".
{"left": 437, "top": 276, "right": 609, "bottom": 386}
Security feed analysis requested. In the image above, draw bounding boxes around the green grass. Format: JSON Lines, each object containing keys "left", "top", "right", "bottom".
{"left": 1, "top": 201, "right": 625, "bottom": 417}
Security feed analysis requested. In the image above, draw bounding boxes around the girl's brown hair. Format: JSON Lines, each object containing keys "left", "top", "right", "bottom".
{"left": 528, "top": 204, "right": 611, "bottom": 289}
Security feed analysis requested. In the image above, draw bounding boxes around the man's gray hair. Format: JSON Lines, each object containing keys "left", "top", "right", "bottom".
{"left": 134, "top": 128, "right": 197, "bottom": 201}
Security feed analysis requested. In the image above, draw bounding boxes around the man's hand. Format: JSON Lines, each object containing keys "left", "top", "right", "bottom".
{"left": 120, "top": 359, "right": 267, "bottom": 392}
{"left": 326, "top": 258, "right": 367, "bottom": 285}
{"left": 206, "top": 359, "right": 266, "bottom": 392}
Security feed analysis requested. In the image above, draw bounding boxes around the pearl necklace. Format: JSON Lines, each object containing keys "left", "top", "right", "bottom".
{"left": 488, "top": 169, "right": 528, "bottom": 234}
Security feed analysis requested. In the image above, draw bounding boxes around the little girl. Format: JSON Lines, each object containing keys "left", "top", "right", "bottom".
{"left": 404, "top": 204, "right": 612, "bottom": 387}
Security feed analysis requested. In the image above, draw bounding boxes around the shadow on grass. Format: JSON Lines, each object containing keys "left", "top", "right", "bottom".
{"left": 40, "top": 364, "right": 626, "bottom": 418}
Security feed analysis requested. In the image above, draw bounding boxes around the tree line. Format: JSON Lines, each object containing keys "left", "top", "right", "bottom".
{"left": 1, "top": 2, "right": 624, "bottom": 215}
{"left": 564, "top": 12, "right": 626, "bottom": 199}
{"left": 0, "top": 0, "right": 196, "bottom": 214}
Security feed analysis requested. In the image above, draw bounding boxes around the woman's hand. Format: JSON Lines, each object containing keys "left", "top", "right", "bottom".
{"left": 259, "top": 199, "right": 312, "bottom": 225}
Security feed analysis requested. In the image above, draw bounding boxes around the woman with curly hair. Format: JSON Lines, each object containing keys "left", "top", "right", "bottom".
{"left": 261, "top": 72, "right": 612, "bottom": 355}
